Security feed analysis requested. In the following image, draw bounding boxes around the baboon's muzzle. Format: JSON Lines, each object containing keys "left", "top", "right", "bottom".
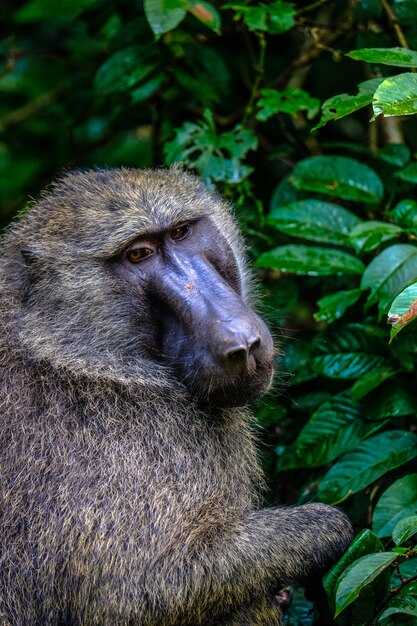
{"left": 149, "top": 250, "right": 275, "bottom": 407}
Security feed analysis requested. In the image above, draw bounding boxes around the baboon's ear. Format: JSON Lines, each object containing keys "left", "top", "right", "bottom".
{"left": 21, "top": 245, "right": 44, "bottom": 266}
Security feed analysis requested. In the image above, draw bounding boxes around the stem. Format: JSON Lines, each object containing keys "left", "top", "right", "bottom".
{"left": 243, "top": 31, "right": 267, "bottom": 126}
{"left": 380, "top": 0, "right": 410, "bottom": 49}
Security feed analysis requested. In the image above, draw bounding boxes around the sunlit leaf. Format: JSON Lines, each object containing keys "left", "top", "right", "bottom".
{"left": 390, "top": 199, "right": 417, "bottom": 230}
{"left": 313, "top": 78, "right": 384, "bottom": 131}
{"left": 372, "top": 73, "right": 417, "bottom": 119}
{"left": 144, "top": 0, "right": 187, "bottom": 36}
{"left": 347, "top": 47, "right": 417, "bottom": 67}
{"left": 388, "top": 282, "right": 417, "bottom": 341}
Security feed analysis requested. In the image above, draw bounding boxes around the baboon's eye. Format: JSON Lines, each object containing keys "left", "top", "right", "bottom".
{"left": 170, "top": 224, "right": 191, "bottom": 241}
{"left": 126, "top": 245, "right": 154, "bottom": 263}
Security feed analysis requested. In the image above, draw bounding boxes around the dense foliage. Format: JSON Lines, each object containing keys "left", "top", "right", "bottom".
{"left": 2, "top": 0, "right": 417, "bottom": 623}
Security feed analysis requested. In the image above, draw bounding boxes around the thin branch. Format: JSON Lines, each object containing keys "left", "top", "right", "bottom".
{"left": 380, "top": 0, "right": 410, "bottom": 49}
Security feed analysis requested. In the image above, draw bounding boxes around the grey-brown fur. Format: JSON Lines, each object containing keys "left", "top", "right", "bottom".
{"left": 0, "top": 167, "right": 352, "bottom": 625}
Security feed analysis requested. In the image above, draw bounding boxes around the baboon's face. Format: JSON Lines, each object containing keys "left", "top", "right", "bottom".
{"left": 117, "top": 216, "right": 274, "bottom": 407}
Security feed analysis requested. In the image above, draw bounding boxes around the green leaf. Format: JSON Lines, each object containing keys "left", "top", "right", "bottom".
{"left": 361, "top": 244, "right": 417, "bottom": 316}
{"left": 164, "top": 112, "right": 258, "bottom": 184}
{"left": 372, "top": 73, "right": 417, "bottom": 120}
{"left": 314, "top": 288, "right": 362, "bottom": 324}
{"left": 391, "top": 199, "right": 417, "bottom": 230}
{"left": 290, "top": 156, "right": 384, "bottom": 204}
{"left": 323, "top": 529, "right": 384, "bottom": 603}
{"left": 255, "top": 245, "right": 365, "bottom": 276}
{"left": 312, "top": 353, "right": 386, "bottom": 379}
{"left": 378, "top": 144, "right": 411, "bottom": 167}
{"left": 267, "top": 200, "right": 361, "bottom": 245}
{"left": 363, "top": 380, "right": 417, "bottom": 420}
{"left": 230, "top": 0, "right": 295, "bottom": 34}
{"left": 256, "top": 88, "right": 319, "bottom": 121}
{"left": 312, "top": 78, "right": 384, "bottom": 131}
{"left": 396, "top": 162, "right": 417, "bottom": 183}
{"left": 373, "top": 475, "right": 417, "bottom": 538}
{"left": 388, "top": 282, "right": 417, "bottom": 341}
{"left": 392, "top": 515, "right": 417, "bottom": 545}
{"left": 335, "top": 552, "right": 397, "bottom": 617}
{"left": 187, "top": 1, "right": 221, "bottom": 33}
{"left": 94, "top": 46, "right": 158, "bottom": 94}
{"left": 292, "top": 392, "right": 384, "bottom": 468}
{"left": 15, "top": 0, "right": 98, "bottom": 20}
{"left": 347, "top": 47, "right": 417, "bottom": 67}
{"left": 318, "top": 431, "right": 417, "bottom": 504}
{"left": 312, "top": 324, "right": 388, "bottom": 380}
{"left": 378, "top": 595, "right": 417, "bottom": 625}
{"left": 349, "top": 220, "right": 402, "bottom": 253}
{"left": 144, "top": 0, "right": 187, "bottom": 36}
{"left": 350, "top": 366, "right": 397, "bottom": 402}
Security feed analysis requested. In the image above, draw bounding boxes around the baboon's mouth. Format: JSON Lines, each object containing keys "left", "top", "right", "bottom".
{"left": 187, "top": 359, "right": 275, "bottom": 408}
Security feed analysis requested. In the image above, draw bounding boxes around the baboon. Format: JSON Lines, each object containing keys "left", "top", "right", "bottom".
{"left": 0, "top": 167, "right": 353, "bottom": 626}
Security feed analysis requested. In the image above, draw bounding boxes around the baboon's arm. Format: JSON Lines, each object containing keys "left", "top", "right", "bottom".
{"left": 147, "top": 503, "right": 352, "bottom": 619}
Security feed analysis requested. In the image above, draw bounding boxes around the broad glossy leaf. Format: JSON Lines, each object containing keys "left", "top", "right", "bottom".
{"left": 347, "top": 47, "right": 417, "bottom": 67}
{"left": 396, "top": 162, "right": 417, "bottom": 183}
{"left": 314, "top": 288, "right": 362, "bottom": 324}
{"left": 378, "top": 144, "right": 411, "bottom": 166}
{"left": 391, "top": 199, "right": 417, "bottom": 229}
{"left": 312, "top": 324, "right": 388, "bottom": 379}
{"left": 268, "top": 200, "right": 361, "bottom": 245}
{"left": 363, "top": 380, "right": 417, "bottom": 420}
{"left": 312, "top": 353, "right": 386, "bottom": 379}
{"left": 373, "top": 475, "right": 417, "bottom": 537}
{"left": 187, "top": 1, "right": 221, "bottom": 33}
{"left": 378, "top": 594, "right": 417, "bottom": 625}
{"left": 323, "top": 529, "right": 384, "bottom": 602}
{"left": 319, "top": 431, "right": 417, "bottom": 504}
{"left": 372, "top": 73, "right": 417, "bottom": 119}
{"left": 392, "top": 515, "right": 417, "bottom": 545}
{"left": 350, "top": 366, "right": 397, "bottom": 402}
{"left": 349, "top": 220, "right": 402, "bottom": 253}
{"left": 95, "top": 46, "right": 158, "bottom": 93}
{"left": 290, "top": 156, "right": 384, "bottom": 204}
{"left": 292, "top": 392, "right": 384, "bottom": 467}
{"left": 335, "top": 552, "right": 397, "bottom": 617}
{"left": 388, "top": 283, "right": 417, "bottom": 341}
{"left": 144, "top": 0, "right": 187, "bottom": 36}
{"left": 257, "top": 88, "right": 319, "bottom": 121}
{"left": 255, "top": 245, "right": 365, "bottom": 275}
{"left": 361, "top": 244, "right": 417, "bottom": 316}
{"left": 313, "top": 78, "right": 384, "bottom": 131}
